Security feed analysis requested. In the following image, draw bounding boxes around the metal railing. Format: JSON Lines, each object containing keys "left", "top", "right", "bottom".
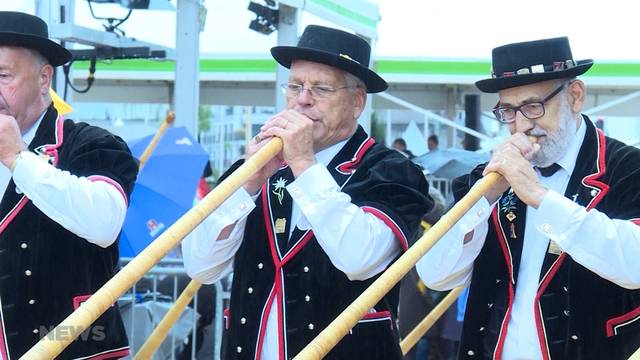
{"left": 118, "top": 258, "right": 230, "bottom": 360}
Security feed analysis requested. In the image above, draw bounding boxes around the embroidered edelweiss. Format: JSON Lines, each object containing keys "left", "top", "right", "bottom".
{"left": 272, "top": 177, "right": 287, "bottom": 205}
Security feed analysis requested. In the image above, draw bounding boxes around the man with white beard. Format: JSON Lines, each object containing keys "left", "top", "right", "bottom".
{"left": 417, "top": 37, "right": 640, "bottom": 359}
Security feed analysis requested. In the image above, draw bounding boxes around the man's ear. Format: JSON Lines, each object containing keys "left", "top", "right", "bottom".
{"left": 567, "top": 79, "right": 585, "bottom": 113}
{"left": 353, "top": 88, "right": 366, "bottom": 119}
{"left": 39, "top": 64, "right": 53, "bottom": 95}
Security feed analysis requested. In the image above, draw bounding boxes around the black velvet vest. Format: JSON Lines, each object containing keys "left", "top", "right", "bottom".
{"left": 456, "top": 118, "right": 640, "bottom": 360}
{"left": 220, "top": 126, "right": 431, "bottom": 360}
{"left": 0, "top": 106, "right": 137, "bottom": 359}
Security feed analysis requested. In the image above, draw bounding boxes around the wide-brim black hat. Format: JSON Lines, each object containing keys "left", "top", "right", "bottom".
{"left": 476, "top": 37, "right": 593, "bottom": 93}
{"left": 0, "top": 11, "right": 72, "bottom": 66}
{"left": 271, "top": 25, "right": 388, "bottom": 93}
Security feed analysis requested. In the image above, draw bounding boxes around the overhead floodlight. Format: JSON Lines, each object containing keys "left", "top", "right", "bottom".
{"left": 248, "top": 1, "right": 279, "bottom": 35}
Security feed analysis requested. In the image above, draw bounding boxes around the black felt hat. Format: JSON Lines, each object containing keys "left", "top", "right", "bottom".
{"left": 0, "top": 11, "right": 72, "bottom": 66}
{"left": 476, "top": 37, "right": 593, "bottom": 93}
{"left": 271, "top": 25, "right": 388, "bottom": 93}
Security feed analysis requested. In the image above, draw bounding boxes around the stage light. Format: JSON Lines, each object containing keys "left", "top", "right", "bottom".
{"left": 248, "top": 1, "right": 279, "bottom": 35}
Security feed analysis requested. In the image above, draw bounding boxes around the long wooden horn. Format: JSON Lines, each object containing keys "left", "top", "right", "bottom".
{"left": 293, "top": 172, "right": 501, "bottom": 359}
{"left": 138, "top": 111, "right": 176, "bottom": 170}
{"left": 400, "top": 286, "right": 465, "bottom": 355}
{"left": 134, "top": 280, "right": 203, "bottom": 359}
{"left": 21, "top": 138, "right": 283, "bottom": 360}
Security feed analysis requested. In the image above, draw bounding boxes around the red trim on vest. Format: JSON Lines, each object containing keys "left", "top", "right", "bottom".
{"left": 606, "top": 306, "right": 640, "bottom": 337}
{"left": 254, "top": 286, "right": 276, "bottom": 360}
{"left": 361, "top": 310, "right": 392, "bottom": 320}
{"left": 38, "top": 115, "right": 65, "bottom": 167}
{"left": 491, "top": 209, "right": 515, "bottom": 360}
{"left": 0, "top": 196, "right": 29, "bottom": 235}
{"left": 87, "top": 175, "right": 128, "bottom": 207}
{"left": 84, "top": 346, "right": 130, "bottom": 360}
{"left": 335, "top": 138, "right": 375, "bottom": 175}
{"left": 0, "top": 296, "right": 10, "bottom": 360}
{"left": 362, "top": 206, "right": 408, "bottom": 251}
{"left": 260, "top": 186, "right": 314, "bottom": 360}
{"left": 275, "top": 272, "right": 285, "bottom": 360}
{"left": 582, "top": 129, "right": 609, "bottom": 209}
{"left": 263, "top": 184, "right": 281, "bottom": 266}
{"left": 281, "top": 231, "right": 315, "bottom": 265}
{"left": 223, "top": 307, "right": 230, "bottom": 330}
{"left": 361, "top": 310, "right": 394, "bottom": 329}
{"left": 73, "top": 294, "right": 92, "bottom": 310}
{"left": 533, "top": 127, "right": 609, "bottom": 358}
{"left": 630, "top": 219, "right": 640, "bottom": 226}
{"left": 534, "top": 253, "right": 566, "bottom": 360}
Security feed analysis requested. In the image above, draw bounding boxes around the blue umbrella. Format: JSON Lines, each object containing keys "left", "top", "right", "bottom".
{"left": 120, "top": 126, "right": 209, "bottom": 257}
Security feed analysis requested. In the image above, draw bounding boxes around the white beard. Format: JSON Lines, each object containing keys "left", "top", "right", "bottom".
{"left": 529, "top": 99, "right": 578, "bottom": 167}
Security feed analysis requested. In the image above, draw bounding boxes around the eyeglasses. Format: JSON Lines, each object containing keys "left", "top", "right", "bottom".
{"left": 492, "top": 83, "right": 566, "bottom": 123}
{"left": 280, "top": 83, "right": 355, "bottom": 99}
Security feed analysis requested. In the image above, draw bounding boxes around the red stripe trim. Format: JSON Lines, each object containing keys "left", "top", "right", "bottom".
{"left": 83, "top": 347, "right": 130, "bottom": 360}
{"left": 606, "top": 306, "right": 640, "bottom": 337}
{"left": 630, "top": 218, "right": 640, "bottom": 226}
{"left": 262, "top": 184, "right": 282, "bottom": 266}
{"left": 0, "top": 296, "right": 10, "bottom": 360}
{"left": 0, "top": 196, "right": 29, "bottom": 235}
{"left": 528, "top": 128, "right": 609, "bottom": 358}
{"left": 275, "top": 271, "right": 285, "bottom": 360}
{"left": 582, "top": 129, "right": 609, "bottom": 210}
{"left": 73, "top": 294, "right": 92, "bottom": 310}
{"left": 361, "top": 310, "right": 391, "bottom": 320}
{"left": 491, "top": 209, "right": 515, "bottom": 360}
{"left": 361, "top": 206, "right": 408, "bottom": 251}
{"left": 533, "top": 254, "right": 566, "bottom": 360}
{"left": 223, "top": 307, "right": 230, "bottom": 330}
{"left": 259, "top": 185, "right": 288, "bottom": 359}
{"left": 361, "top": 310, "right": 393, "bottom": 329}
{"left": 87, "top": 175, "right": 128, "bottom": 207}
{"left": 336, "top": 138, "right": 375, "bottom": 175}
{"left": 254, "top": 286, "right": 276, "bottom": 360}
{"left": 39, "top": 115, "right": 65, "bottom": 167}
{"left": 281, "top": 231, "right": 315, "bottom": 265}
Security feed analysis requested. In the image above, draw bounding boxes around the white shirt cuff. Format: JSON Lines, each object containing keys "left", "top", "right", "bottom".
{"left": 534, "top": 190, "right": 581, "bottom": 248}
{"left": 194, "top": 188, "right": 256, "bottom": 254}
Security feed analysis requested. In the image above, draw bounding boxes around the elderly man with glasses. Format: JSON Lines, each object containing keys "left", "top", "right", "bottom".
{"left": 417, "top": 37, "right": 640, "bottom": 359}
{"left": 182, "top": 25, "right": 432, "bottom": 359}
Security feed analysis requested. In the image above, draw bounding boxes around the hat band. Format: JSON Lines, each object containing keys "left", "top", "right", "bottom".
{"left": 492, "top": 59, "right": 577, "bottom": 79}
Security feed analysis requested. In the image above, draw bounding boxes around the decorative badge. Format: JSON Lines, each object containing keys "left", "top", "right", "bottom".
{"left": 501, "top": 189, "right": 518, "bottom": 222}
{"left": 501, "top": 190, "right": 518, "bottom": 239}
{"left": 272, "top": 177, "right": 287, "bottom": 205}
{"left": 275, "top": 218, "right": 287, "bottom": 234}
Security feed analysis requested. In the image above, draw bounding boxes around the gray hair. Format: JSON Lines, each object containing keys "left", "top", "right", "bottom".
{"left": 25, "top": 48, "right": 49, "bottom": 69}
{"left": 344, "top": 72, "right": 366, "bottom": 92}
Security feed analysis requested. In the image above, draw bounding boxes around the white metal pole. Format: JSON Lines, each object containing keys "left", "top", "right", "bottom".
{"left": 275, "top": 5, "right": 299, "bottom": 112}
{"left": 174, "top": 0, "right": 201, "bottom": 135}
